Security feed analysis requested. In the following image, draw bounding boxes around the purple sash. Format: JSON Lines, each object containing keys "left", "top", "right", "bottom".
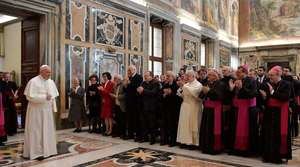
{"left": 233, "top": 97, "right": 256, "bottom": 151}
{"left": 204, "top": 99, "right": 223, "bottom": 150}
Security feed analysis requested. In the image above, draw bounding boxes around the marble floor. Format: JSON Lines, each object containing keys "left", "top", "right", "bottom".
{"left": 0, "top": 129, "right": 299, "bottom": 167}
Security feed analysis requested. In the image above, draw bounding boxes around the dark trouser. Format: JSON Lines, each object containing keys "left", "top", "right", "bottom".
{"left": 88, "top": 107, "right": 100, "bottom": 132}
{"left": 291, "top": 108, "right": 299, "bottom": 137}
{"left": 126, "top": 103, "right": 140, "bottom": 138}
{"left": 4, "top": 108, "right": 17, "bottom": 135}
{"left": 113, "top": 105, "right": 126, "bottom": 136}
{"left": 160, "top": 110, "right": 179, "bottom": 145}
{"left": 139, "top": 110, "right": 156, "bottom": 140}
{"left": 222, "top": 105, "right": 235, "bottom": 150}
{"left": 249, "top": 107, "right": 259, "bottom": 154}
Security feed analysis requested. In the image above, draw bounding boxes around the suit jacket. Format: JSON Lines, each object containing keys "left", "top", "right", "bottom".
{"left": 140, "top": 79, "right": 160, "bottom": 112}
{"left": 125, "top": 73, "right": 143, "bottom": 105}
{"left": 113, "top": 83, "right": 126, "bottom": 112}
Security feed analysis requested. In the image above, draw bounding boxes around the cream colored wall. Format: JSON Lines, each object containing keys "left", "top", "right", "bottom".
{"left": 3, "top": 22, "right": 21, "bottom": 85}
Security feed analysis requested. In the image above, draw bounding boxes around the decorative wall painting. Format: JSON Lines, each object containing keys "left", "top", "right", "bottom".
{"left": 95, "top": 10, "right": 125, "bottom": 48}
{"left": 250, "top": 0, "right": 300, "bottom": 40}
{"left": 91, "top": 49, "right": 125, "bottom": 78}
{"left": 181, "top": 0, "right": 201, "bottom": 15}
{"left": 203, "top": 0, "right": 219, "bottom": 28}
{"left": 128, "top": 54, "right": 143, "bottom": 75}
{"left": 218, "top": 0, "right": 229, "bottom": 31}
{"left": 183, "top": 39, "right": 197, "bottom": 62}
{"left": 230, "top": 1, "right": 238, "bottom": 36}
{"left": 219, "top": 45, "right": 230, "bottom": 66}
{"left": 66, "top": 0, "right": 89, "bottom": 41}
{"left": 128, "top": 19, "right": 144, "bottom": 52}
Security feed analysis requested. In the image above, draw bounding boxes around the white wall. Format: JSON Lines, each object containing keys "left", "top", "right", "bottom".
{"left": 3, "top": 22, "right": 21, "bottom": 85}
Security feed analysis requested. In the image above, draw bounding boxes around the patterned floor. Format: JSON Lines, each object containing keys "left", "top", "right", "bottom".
{"left": 0, "top": 133, "right": 115, "bottom": 167}
{"left": 0, "top": 129, "right": 299, "bottom": 167}
{"left": 75, "top": 147, "right": 239, "bottom": 167}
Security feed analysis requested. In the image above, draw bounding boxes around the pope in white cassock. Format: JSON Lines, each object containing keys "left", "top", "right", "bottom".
{"left": 177, "top": 70, "right": 203, "bottom": 146}
{"left": 23, "top": 65, "right": 59, "bottom": 160}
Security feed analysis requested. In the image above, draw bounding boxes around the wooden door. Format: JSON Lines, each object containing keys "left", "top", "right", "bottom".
{"left": 21, "top": 16, "right": 40, "bottom": 85}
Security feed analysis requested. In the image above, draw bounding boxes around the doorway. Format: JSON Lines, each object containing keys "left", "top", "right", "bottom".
{"left": 0, "top": 8, "right": 41, "bottom": 131}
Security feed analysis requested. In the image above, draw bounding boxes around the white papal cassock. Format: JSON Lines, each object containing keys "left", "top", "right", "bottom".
{"left": 177, "top": 79, "right": 202, "bottom": 145}
{"left": 23, "top": 75, "right": 59, "bottom": 160}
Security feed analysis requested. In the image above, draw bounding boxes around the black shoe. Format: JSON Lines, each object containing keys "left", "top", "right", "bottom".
{"left": 150, "top": 140, "right": 156, "bottom": 145}
{"left": 77, "top": 129, "right": 82, "bottom": 133}
{"left": 168, "top": 143, "right": 176, "bottom": 147}
{"left": 123, "top": 136, "right": 129, "bottom": 140}
{"left": 160, "top": 142, "right": 166, "bottom": 146}
{"left": 134, "top": 138, "right": 140, "bottom": 142}
{"left": 187, "top": 145, "right": 196, "bottom": 150}
{"left": 0, "top": 142, "right": 4, "bottom": 146}
{"left": 36, "top": 156, "right": 45, "bottom": 161}
{"left": 111, "top": 134, "right": 119, "bottom": 138}
{"left": 73, "top": 129, "right": 79, "bottom": 133}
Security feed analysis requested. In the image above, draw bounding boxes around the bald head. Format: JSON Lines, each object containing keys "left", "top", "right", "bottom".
{"left": 39, "top": 65, "right": 51, "bottom": 80}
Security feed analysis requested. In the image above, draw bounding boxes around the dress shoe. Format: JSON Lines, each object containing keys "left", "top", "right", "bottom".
{"left": 150, "top": 140, "right": 156, "bottom": 145}
{"left": 36, "top": 156, "right": 45, "bottom": 161}
{"left": 168, "top": 143, "right": 176, "bottom": 147}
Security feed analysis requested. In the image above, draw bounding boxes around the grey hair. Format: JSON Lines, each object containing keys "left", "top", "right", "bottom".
{"left": 185, "top": 70, "right": 196, "bottom": 77}
{"left": 166, "top": 71, "right": 175, "bottom": 78}
{"left": 40, "top": 65, "right": 50, "bottom": 71}
{"left": 114, "top": 74, "right": 123, "bottom": 80}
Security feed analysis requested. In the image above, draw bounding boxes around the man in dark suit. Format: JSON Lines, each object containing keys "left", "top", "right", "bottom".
{"left": 282, "top": 66, "right": 300, "bottom": 137}
{"left": 257, "top": 66, "right": 269, "bottom": 85}
{"left": 124, "top": 65, "right": 143, "bottom": 140}
{"left": 255, "top": 66, "right": 269, "bottom": 153}
{"left": 137, "top": 71, "right": 160, "bottom": 144}
{"left": 1, "top": 72, "right": 18, "bottom": 136}
{"left": 160, "top": 71, "right": 180, "bottom": 147}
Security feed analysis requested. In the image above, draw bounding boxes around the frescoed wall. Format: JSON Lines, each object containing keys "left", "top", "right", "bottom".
{"left": 240, "top": 0, "right": 300, "bottom": 44}
{"left": 230, "top": 0, "right": 239, "bottom": 36}
{"left": 250, "top": 0, "right": 300, "bottom": 40}
{"left": 202, "top": 0, "right": 219, "bottom": 29}
{"left": 181, "top": 0, "right": 201, "bottom": 16}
